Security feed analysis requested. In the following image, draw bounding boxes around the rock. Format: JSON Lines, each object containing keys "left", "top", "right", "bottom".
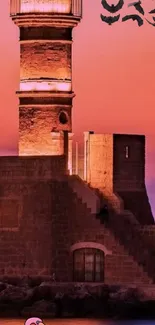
{"left": 109, "top": 286, "right": 145, "bottom": 303}
{"left": 69, "top": 284, "right": 91, "bottom": 299}
{"left": 55, "top": 292, "right": 64, "bottom": 299}
{"left": 0, "top": 284, "right": 27, "bottom": 303}
{"left": 32, "top": 282, "right": 53, "bottom": 301}
{"left": 0, "top": 282, "right": 7, "bottom": 293}
{"left": 21, "top": 299, "right": 57, "bottom": 317}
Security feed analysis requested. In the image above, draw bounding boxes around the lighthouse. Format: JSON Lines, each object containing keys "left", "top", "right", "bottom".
{"left": 10, "top": 0, "right": 82, "bottom": 165}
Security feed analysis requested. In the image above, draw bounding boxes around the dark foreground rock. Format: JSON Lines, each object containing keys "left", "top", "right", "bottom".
{"left": 0, "top": 279, "right": 154, "bottom": 319}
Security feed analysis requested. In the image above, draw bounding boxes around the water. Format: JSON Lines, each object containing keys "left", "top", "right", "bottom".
{"left": 2, "top": 320, "right": 155, "bottom": 325}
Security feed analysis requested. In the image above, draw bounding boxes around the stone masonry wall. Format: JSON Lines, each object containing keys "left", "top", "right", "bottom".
{"left": 0, "top": 156, "right": 66, "bottom": 277}
{"left": 85, "top": 134, "right": 113, "bottom": 194}
{"left": 20, "top": 42, "right": 71, "bottom": 80}
{"left": 0, "top": 162, "right": 152, "bottom": 284}
{"left": 0, "top": 156, "right": 153, "bottom": 284}
{"left": 51, "top": 180, "right": 152, "bottom": 284}
{"left": 113, "top": 134, "right": 154, "bottom": 224}
{"left": 113, "top": 134, "right": 145, "bottom": 191}
{"left": 19, "top": 27, "right": 73, "bottom": 155}
{"left": 19, "top": 106, "right": 71, "bottom": 155}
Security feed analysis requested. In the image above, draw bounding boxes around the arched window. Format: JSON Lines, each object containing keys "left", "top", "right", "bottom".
{"left": 73, "top": 248, "right": 104, "bottom": 282}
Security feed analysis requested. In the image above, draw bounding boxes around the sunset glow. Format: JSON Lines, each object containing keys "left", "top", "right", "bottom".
{"left": 20, "top": 79, "right": 71, "bottom": 92}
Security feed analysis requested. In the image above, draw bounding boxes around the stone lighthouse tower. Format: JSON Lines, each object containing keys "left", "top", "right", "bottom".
{"left": 10, "top": 0, "right": 82, "bottom": 163}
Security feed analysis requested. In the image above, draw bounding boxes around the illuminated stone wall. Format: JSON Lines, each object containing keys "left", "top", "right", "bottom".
{"left": 84, "top": 132, "right": 113, "bottom": 194}
{"left": 19, "top": 25, "right": 73, "bottom": 156}
{"left": 20, "top": 42, "right": 71, "bottom": 81}
{"left": 19, "top": 107, "right": 71, "bottom": 155}
{"left": 20, "top": 0, "right": 72, "bottom": 13}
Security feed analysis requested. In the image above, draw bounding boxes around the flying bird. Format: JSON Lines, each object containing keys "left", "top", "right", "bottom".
{"left": 100, "top": 14, "right": 120, "bottom": 25}
{"left": 101, "top": 0, "right": 124, "bottom": 13}
{"left": 145, "top": 18, "right": 155, "bottom": 26}
{"left": 149, "top": 8, "right": 155, "bottom": 14}
{"left": 25, "top": 317, "right": 45, "bottom": 325}
{"left": 128, "top": 1, "right": 144, "bottom": 15}
{"left": 122, "top": 14, "right": 144, "bottom": 26}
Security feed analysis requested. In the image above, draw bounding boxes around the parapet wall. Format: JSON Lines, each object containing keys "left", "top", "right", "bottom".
{"left": 0, "top": 155, "right": 67, "bottom": 277}
{"left": 0, "top": 155, "right": 66, "bottom": 180}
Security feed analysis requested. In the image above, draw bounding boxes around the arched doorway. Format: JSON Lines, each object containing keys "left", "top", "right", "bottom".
{"left": 73, "top": 248, "right": 104, "bottom": 282}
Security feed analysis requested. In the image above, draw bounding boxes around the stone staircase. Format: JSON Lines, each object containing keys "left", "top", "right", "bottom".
{"left": 67, "top": 175, "right": 155, "bottom": 284}
{"left": 95, "top": 187, "right": 155, "bottom": 283}
{"left": 66, "top": 175, "right": 100, "bottom": 214}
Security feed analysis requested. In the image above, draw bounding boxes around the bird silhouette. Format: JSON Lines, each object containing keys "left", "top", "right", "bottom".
{"left": 101, "top": 0, "right": 124, "bottom": 13}
{"left": 128, "top": 1, "right": 144, "bottom": 15}
{"left": 145, "top": 18, "right": 155, "bottom": 26}
{"left": 25, "top": 318, "right": 45, "bottom": 325}
{"left": 122, "top": 14, "right": 144, "bottom": 26}
{"left": 100, "top": 14, "right": 120, "bottom": 25}
{"left": 149, "top": 8, "right": 155, "bottom": 14}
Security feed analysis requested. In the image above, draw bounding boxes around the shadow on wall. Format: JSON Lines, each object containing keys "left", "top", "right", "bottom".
{"left": 146, "top": 180, "right": 155, "bottom": 219}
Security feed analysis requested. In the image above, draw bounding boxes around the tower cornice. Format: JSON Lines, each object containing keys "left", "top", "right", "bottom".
{"left": 17, "top": 90, "right": 75, "bottom": 98}
{"left": 11, "top": 13, "right": 81, "bottom": 27}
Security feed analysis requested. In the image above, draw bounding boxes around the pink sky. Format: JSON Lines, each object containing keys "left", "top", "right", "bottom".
{"left": 0, "top": 0, "right": 155, "bottom": 213}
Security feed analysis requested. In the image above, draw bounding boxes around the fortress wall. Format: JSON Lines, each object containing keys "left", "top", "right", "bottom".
{"left": 50, "top": 181, "right": 152, "bottom": 284}
{"left": 0, "top": 156, "right": 67, "bottom": 277}
{"left": 0, "top": 156, "right": 66, "bottom": 180}
{"left": 113, "top": 134, "right": 145, "bottom": 192}
{"left": 85, "top": 133, "right": 113, "bottom": 193}
{"left": 0, "top": 174, "right": 152, "bottom": 284}
{"left": 0, "top": 155, "right": 153, "bottom": 284}
{"left": 0, "top": 181, "right": 53, "bottom": 277}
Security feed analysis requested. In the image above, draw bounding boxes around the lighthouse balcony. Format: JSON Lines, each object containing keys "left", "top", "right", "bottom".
{"left": 10, "top": 0, "right": 82, "bottom": 18}
{"left": 20, "top": 78, "right": 72, "bottom": 92}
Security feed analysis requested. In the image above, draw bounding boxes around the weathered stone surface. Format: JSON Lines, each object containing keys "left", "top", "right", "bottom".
{"left": 21, "top": 299, "right": 57, "bottom": 316}
{"left": 0, "top": 281, "right": 153, "bottom": 318}
{"left": 0, "top": 284, "right": 27, "bottom": 303}
{"left": 21, "top": 42, "right": 71, "bottom": 80}
{"left": 19, "top": 106, "right": 71, "bottom": 155}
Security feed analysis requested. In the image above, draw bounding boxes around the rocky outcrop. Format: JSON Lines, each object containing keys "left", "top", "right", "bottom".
{"left": 0, "top": 280, "right": 154, "bottom": 319}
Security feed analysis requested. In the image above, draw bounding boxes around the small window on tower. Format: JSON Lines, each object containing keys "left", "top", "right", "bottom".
{"left": 125, "top": 146, "right": 129, "bottom": 158}
{"left": 59, "top": 111, "right": 68, "bottom": 124}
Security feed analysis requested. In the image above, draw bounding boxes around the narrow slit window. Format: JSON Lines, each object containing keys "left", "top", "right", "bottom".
{"left": 125, "top": 146, "right": 129, "bottom": 158}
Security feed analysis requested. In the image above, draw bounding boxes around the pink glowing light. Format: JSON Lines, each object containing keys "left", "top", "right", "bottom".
{"left": 20, "top": 0, "right": 71, "bottom": 14}
{"left": 20, "top": 79, "right": 71, "bottom": 92}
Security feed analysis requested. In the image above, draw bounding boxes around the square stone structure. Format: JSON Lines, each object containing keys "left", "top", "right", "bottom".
{"left": 0, "top": 136, "right": 155, "bottom": 285}
{"left": 7, "top": 0, "right": 155, "bottom": 286}
{"left": 84, "top": 132, "right": 154, "bottom": 225}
